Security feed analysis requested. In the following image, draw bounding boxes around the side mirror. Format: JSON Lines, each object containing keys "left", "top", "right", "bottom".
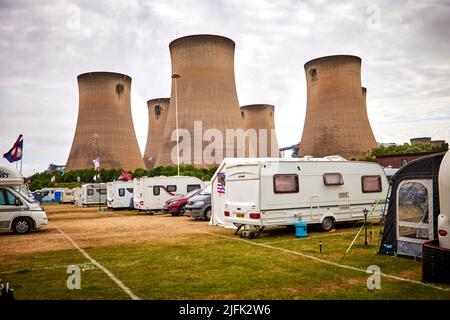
{"left": 15, "top": 198, "right": 21, "bottom": 206}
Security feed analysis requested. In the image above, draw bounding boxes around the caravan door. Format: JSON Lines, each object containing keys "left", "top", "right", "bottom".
{"left": 396, "top": 179, "right": 434, "bottom": 257}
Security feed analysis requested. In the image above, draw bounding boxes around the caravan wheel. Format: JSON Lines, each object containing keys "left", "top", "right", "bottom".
{"left": 321, "top": 217, "right": 335, "bottom": 232}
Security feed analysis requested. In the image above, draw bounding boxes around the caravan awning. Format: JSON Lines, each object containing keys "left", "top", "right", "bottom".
{"left": 0, "top": 165, "right": 24, "bottom": 186}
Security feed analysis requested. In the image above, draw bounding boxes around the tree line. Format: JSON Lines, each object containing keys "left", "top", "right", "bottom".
{"left": 27, "top": 165, "right": 218, "bottom": 191}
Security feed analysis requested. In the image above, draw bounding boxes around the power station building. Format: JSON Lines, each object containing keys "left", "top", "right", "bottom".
{"left": 297, "top": 55, "right": 377, "bottom": 160}
{"left": 143, "top": 98, "right": 170, "bottom": 169}
{"left": 66, "top": 72, "right": 145, "bottom": 171}
{"left": 241, "top": 104, "right": 280, "bottom": 157}
{"left": 154, "top": 34, "right": 246, "bottom": 168}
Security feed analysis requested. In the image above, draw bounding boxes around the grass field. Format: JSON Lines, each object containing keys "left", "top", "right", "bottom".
{"left": 1, "top": 204, "right": 449, "bottom": 300}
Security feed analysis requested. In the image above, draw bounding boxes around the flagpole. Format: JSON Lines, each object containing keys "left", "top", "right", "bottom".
{"left": 20, "top": 137, "right": 23, "bottom": 174}
{"left": 97, "top": 137, "right": 101, "bottom": 212}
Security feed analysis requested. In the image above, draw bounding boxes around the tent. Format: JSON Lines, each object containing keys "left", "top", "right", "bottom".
{"left": 379, "top": 152, "right": 445, "bottom": 259}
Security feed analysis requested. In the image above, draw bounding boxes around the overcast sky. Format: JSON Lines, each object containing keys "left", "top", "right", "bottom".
{"left": 1, "top": 0, "right": 449, "bottom": 176}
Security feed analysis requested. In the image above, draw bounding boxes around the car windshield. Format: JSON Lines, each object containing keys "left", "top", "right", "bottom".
{"left": 14, "top": 186, "right": 34, "bottom": 204}
{"left": 199, "top": 185, "right": 211, "bottom": 195}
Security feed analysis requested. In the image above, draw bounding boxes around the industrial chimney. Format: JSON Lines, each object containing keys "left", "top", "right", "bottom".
{"left": 154, "top": 34, "right": 246, "bottom": 167}
{"left": 143, "top": 98, "right": 170, "bottom": 169}
{"left": 298, "top": 55, "right": 377, "bottom": 160}
{"left": 241, "top": 104, "right": 280, "bottom": 157}
{"left": 66, "top": 72, "right": 145, "bottom": 171}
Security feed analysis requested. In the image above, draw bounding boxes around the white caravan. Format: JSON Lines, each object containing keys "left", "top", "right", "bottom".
{"left": 438, "top": 151, "right": 450, "bottom": 249}
{"left": 61, "top": 188, "right": 75, "bottom": 203}
{"left": 133, "top": 176, "right": 205, "bottom": 212}
{"left": 80, "top": 183, "right": 107, "bottom": 206}
{"left": 107, "top": 181, "right": 134, "bottom": 209}
{"left": 0, "top": 165, "right": 48, "bottom": 234}
{"left": 211, "top": 157, "right": 389, "bottom": 235}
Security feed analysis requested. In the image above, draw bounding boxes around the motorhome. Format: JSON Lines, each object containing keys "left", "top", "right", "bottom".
{"left": 79, "top": 183, "right": 107, "bottom": 206}
{"left": 211, "top": 157, "right": 389, "bottom": 236}
{"left": 0, "top": 165, "right": 48, "bottom": 234}
{"left": 41, "top": 188, "right": 63, "bottom": 203}
{"left": 107, "top": 181, "right": 134, "bottom": 209}
{"left": 61, "top": 188, "right": 75, "bottom": 204}
{"left": 133, "top": 176, "right": 205, "bottom": 212}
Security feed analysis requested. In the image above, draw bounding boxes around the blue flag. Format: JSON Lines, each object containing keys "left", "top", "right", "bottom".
{"left": 3, "top": 134, "right": 23, "bottom": 163}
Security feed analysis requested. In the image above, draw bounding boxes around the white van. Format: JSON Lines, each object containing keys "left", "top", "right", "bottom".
{"left": 107, "top": 181, "right": 134, "bottom": 209}
{"left": 0, "top": 165, "right": 48, "bottom": 234}
{"left": 215, "top": 157, "right": 388, "bottom": 234}
{"left": 80, "top": 183, "right": 107, "bottom": 206}
{"left": 133, "top": 176, "right": 205, "bottom": 212}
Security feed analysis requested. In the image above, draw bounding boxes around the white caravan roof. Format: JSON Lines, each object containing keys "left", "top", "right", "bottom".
{"left": 0, "top": 165, "right": 24, "bottom": 186}
{"left": 211, "top": 156, "right": 348, "bottom": 182}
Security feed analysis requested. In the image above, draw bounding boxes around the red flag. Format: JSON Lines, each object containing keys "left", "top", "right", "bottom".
{"left": 120, "top": 170, "right": 132, "bottom": 181}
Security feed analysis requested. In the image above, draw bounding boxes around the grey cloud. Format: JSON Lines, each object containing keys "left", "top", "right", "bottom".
{"left": 0, "top": 0, "right": 449, "bottom": 175}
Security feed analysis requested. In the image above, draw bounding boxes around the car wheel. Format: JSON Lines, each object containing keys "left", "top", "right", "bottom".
{"left": 321, "top": 217, "right": 335, "bottom": 232}
{"left": 13, "top": 218, "right": 32, "bottom": 234}
{"left": 203, "top": 207, "right": 212, "bottom": 221}
{"left": 179, "top": 205, "right": 186, "bottom": 216}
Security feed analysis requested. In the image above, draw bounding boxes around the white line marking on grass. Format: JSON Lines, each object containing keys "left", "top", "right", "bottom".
{"left": 203, "top": 232, "right": 450, "bottom": 292}
{"left": 263, "top": 231, "right": 354, "bottom": 245}
{"left": 0, "top": 263, "right": 95, "bottom": 275}
{"left": 54, "top": 225, "right": 141, "bottom": 300}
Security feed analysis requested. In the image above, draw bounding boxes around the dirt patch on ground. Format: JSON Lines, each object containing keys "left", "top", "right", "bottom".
{"left": 0, "top": 204, "right": 221, "bottom": 262}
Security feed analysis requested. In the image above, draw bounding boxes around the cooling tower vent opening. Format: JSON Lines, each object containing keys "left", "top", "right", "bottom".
{"left": 309, "top": 68, "right": 317, "bottom": 79}
{"left": 155, "top": 105, "right": 161, "bottom": 118}
{"left": 241, "top": 111, "right": 245, "bottom": 118}
{"left": 116, "top": 83, "right": 124, "bottom": 95}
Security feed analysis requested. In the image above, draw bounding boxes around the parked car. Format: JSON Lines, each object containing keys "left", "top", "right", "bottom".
{"left": 185, "top": 185, "right": 212, "bottom": 220}
{"left": 163, "top": 188, "right": 202, "bottom": 216}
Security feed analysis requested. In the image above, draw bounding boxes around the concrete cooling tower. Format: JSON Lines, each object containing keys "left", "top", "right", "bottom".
{"left": 66, "top": 72, "right": 145, "bottom": 171}
{"left": 241, "top": 104, "right": 280, "bottom": 157}
{"left": 143, "top": 98, "right": 170, "bottom": 169}
{"left": 297, "top": 55, "right": 377, "bottom": 160}
{"left": 154, "top": 34, "right": 246, "bottom": 168}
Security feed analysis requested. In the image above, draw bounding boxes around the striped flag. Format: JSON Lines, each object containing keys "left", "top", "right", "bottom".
{"left": 93, "top": 156, "right": 100, "bottom": 170}
{"left": 216, "top": 173, "right": 225, "bottom": 194}
{"left": 3, "top": 134, "right": 23, "bottom": 163}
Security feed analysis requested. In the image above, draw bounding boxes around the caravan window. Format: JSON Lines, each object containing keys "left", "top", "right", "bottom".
{"left": 323, "top": 173, "right": 344, "bottom": 186}
{"left": 362, "top": 175, "right": 382, "bottom": 193}
{"left": 87, "top": 189, "right": 94, "bottom": 196}
{"left": 126, "top": 188, "right": 133, "bottom": 193}
{"left": 187, "top": 184, "right": 201, "bottom": 193}
{"left": 273, "top": 174, "right": 299, "bottom": 194}
{"left": 153, "top": 186, "right": 160, "bottom": 196}
{"left": 166, "top": 185, "right": 177, "bottom": 193}
{"left": 99, "top": 189, "right": 107, "bottom": 195}
{"left": 118, "top": 188, "right": 125, "bottom": 197}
